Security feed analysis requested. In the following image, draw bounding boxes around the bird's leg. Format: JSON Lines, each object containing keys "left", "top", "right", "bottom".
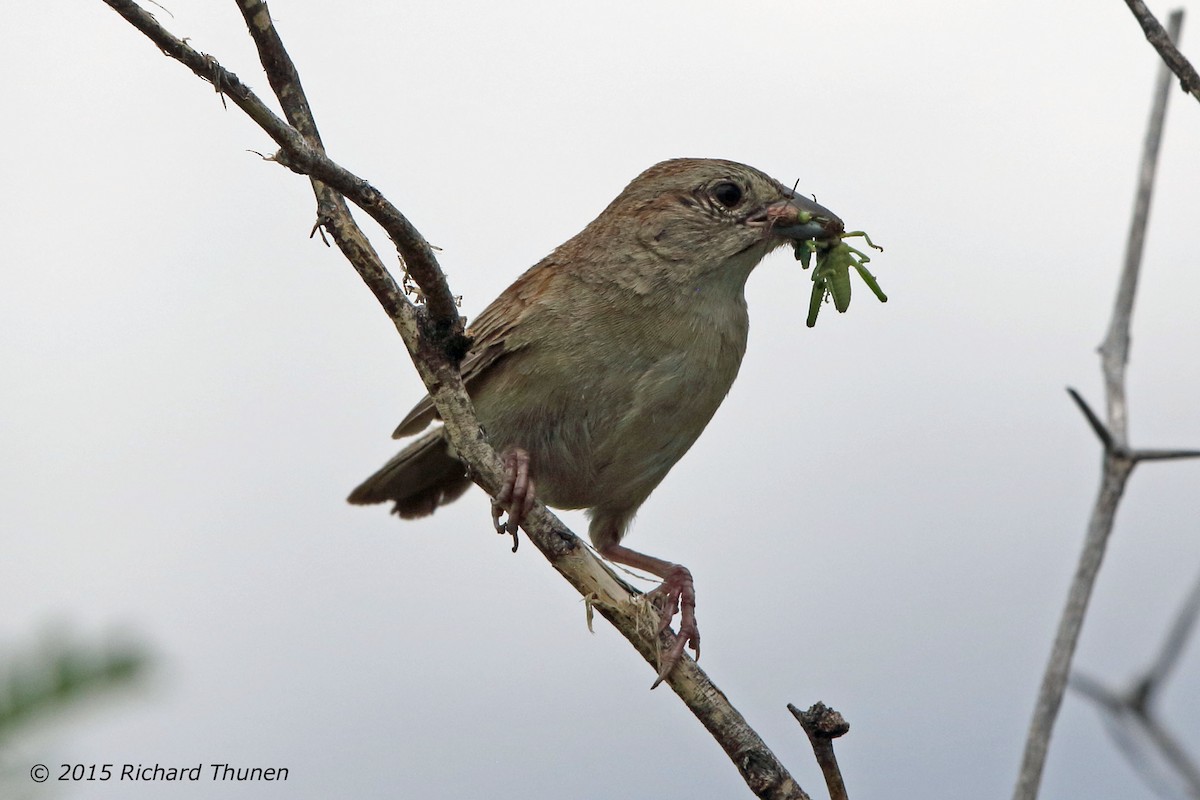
{"left": 596, "top": 542, "right": 698, "bottom": 688}
{"left": 491, "top": 447, "right": 535, "bottom": 551}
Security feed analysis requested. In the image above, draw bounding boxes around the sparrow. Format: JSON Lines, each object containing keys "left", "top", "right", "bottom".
{"left": 349, "top": 158, "right": 843, "bottom": 685}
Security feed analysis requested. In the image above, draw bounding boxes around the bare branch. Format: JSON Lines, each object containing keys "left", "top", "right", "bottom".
{"left": 1072, "top": 670, "right": 1200, "bottom": 799}
{"left": 101, "top": 0, "right": 460, "bottom": 328}
{"left": 1099, "top": 9, "right": 1182, "bottom": 447}
{"left": 1067, "top": 671, "right": 1123, "bottom": 710}
{"left": 1014, "top": 457, "right": 1135, "bottom": 800}
{"left": 1139, "top": 719, "right": 1200, "bottom": 799}
{"left": 1123, "top": 5, "right": 1199, "bottom": 104}
{"left": 1013, "top": 12, "right": 1184, "bottom": 799}
{"left": 1071, "top": 573, "right": 1200, "bottom": 799}
{"left": 1139, "top": 567, "right": 1200, "bottom": 708}
{"left": 235, "top": 0, "right": 326, "bottom": 148}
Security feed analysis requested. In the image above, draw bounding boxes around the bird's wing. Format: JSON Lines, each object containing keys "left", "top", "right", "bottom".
{"left": 391, "top": 262, "right": 562, "bottom": 438}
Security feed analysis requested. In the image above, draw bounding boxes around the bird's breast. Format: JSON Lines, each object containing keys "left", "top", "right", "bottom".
{"left": 473, "top": 285, "right": 749, "bottom": 511}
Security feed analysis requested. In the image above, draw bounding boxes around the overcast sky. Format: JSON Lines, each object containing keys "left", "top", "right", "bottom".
{"left": 3, "top": 2, "right": 1199, "bottom": 798}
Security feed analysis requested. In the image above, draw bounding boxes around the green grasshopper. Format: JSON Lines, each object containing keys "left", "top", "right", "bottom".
{"left": 795, "top": 230, "right": 886, "bottom": 327}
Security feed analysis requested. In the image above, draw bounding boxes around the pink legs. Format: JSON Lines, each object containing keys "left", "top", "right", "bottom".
{"left": 597, "top": 542, "right": 699, "bottom": 688}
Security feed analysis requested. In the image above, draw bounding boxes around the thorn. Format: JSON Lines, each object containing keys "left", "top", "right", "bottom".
{"left": 1066, "top": 387, "right": 1115, "bottom": 452}
{"left": 1130, "top": 448, "right": 1200, "bottom": 462}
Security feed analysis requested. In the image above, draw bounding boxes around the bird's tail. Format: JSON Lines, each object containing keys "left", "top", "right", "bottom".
{"left": 347, "top": 428, "right": 473, "bottom": 519}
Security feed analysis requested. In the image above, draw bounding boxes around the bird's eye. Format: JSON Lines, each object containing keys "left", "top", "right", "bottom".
{"left": 711, "top": 181, "right": 743, "bottom": 208}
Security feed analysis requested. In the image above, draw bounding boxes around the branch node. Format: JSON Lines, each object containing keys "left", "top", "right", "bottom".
{"left": 357, "top": 181, "right": 380, "bottom": 206}
{"left": 792, "top": 701, "right": 850, "bottom": 739}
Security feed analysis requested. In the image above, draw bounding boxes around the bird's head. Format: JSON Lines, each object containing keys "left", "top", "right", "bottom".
{"left": 584, "top": 158, "right": 843, "bottom": 284}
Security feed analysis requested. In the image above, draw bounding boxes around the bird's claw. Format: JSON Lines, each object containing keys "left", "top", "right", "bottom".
{"left": 492, "top": 448, "right": 535, "bottom": 552}
{"left": 647, "top": 565, "right": 699, "bottom": 689}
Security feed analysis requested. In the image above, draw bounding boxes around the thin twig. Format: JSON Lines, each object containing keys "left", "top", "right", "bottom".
{"left": 1139, "top": 567, "right": 1200, "bottom": 710}
{"left": 1071, "top": 670, "right": 1200, "bottom": 798}
{"left": 1140, "top": 718, "right": 1200, "bottom": 798}
{"left": 1123, "top": 3, "right": 1200, "bottom": 103}
{"left": 1067, "top": 671, "right": 1122, "bottom": 710}
{"left": 1117, "top": 570, "right": 1200, "bottom": 795}
{"left": 1011, "top": 11, "right": 1184, "bottom": 800}
{"left": 99, "top": 2, "right": 817, "bottom": 797}
{"left": 102, "top": 0, "right": 460, "bottom": 329}
{"left": 1013, "top": 457, "right": 1135, "bottom": 800}
{"left": 1130, "top": 448, "right": 1200, "bottom": 462}
{"left": 1099, "top": 9, "right": 1183, "bottom": 447}
{"left": 1069, "top": 569, "right": 1200, "bottom": 796}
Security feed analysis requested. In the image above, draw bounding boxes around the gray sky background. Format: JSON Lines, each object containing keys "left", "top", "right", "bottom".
{"left": 2, "top": 2, "right": 1198, "bottom": 798}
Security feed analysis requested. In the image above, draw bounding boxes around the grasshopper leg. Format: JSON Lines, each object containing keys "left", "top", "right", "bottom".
{"left": 852, "top": 260, "right": 888, "bottom": 303}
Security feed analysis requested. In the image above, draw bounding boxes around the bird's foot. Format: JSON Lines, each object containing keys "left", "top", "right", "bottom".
{"left": 646, "top": 564, "right": 699, "bottom": 688}
{"left": 491, "top": 447, "right": 535, "bottom": 552}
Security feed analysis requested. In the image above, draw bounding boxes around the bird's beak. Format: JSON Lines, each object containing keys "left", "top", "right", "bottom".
{"left": 748, "top": 190, "right": 844, "bottom": 242}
